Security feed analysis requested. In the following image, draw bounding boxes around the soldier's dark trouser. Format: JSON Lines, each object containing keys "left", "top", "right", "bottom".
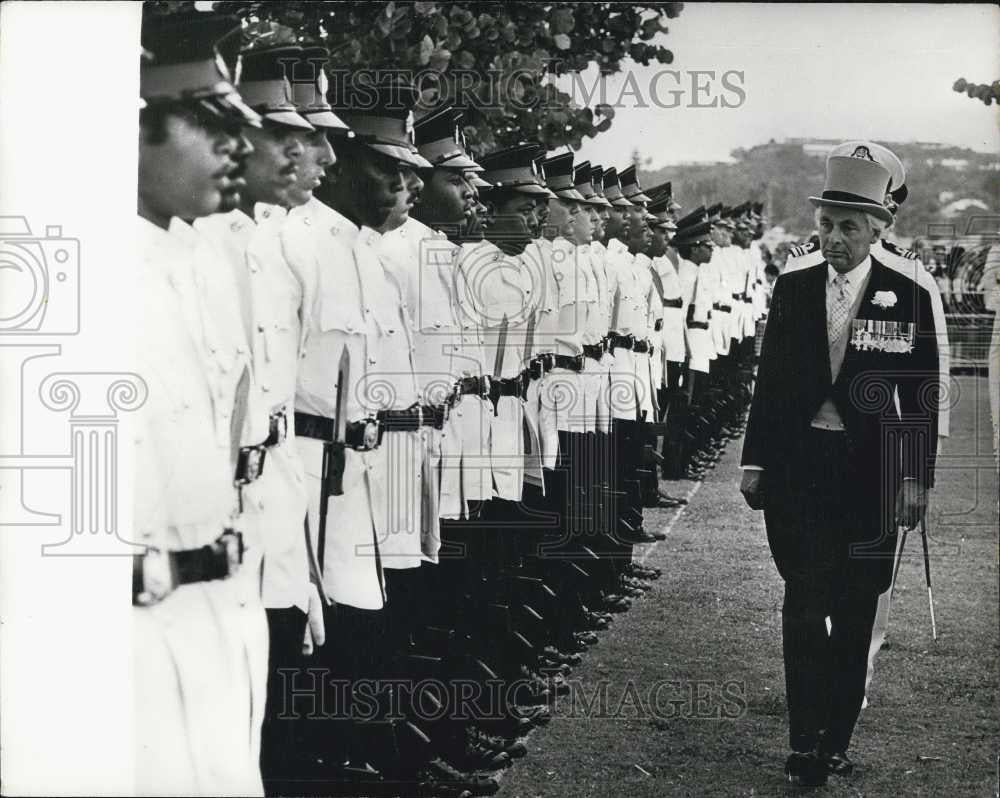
{"left": 663, "top": 361, "right": 689, "bottom": 478}
{"left": 261, "top": 607, "right": 309, "bottom": 786}
{"left": 686, "top": 369, "right": 709, "bottom": 463}
{"left": 314, "top": 602, "right": 386, "bottom": 767}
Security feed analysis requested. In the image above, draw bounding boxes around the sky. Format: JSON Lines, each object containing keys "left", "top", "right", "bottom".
{"left": 557, "top": 2, "right": 1000, "bottom": 167}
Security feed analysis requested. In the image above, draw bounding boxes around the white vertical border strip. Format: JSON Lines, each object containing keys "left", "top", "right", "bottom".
{"left": 0, "top": 3, "right": 141, "bottom": 794}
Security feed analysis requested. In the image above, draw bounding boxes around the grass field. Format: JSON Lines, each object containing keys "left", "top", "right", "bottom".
{"left": 498, "top": 375, "right": 998, "bottom": 797}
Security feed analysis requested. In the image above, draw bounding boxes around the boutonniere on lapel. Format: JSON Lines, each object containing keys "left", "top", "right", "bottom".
{"left": 871, "top": 290, "right": 897, "bottom": 309}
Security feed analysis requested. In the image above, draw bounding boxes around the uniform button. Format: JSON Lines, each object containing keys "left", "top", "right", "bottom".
{"left": 365, "top": 308, "right": 372, "bottom": 315}
{"left": 236, "top": 345, "right": 246, "bottom": 355}
{"left": 257, "top": 499, "right": 265, "bottom": 510}
{"left": 368, "top": 357, "right": 377, "bottom": 365}
{"left": 346, "top": 323, "right": 354, "bottom": 332}
{"left": 303, "top": 217, "right": 312, "bottom": 226}
{"left": 261, "top": 384, "right": 270, "bottom": 392}
{"left": 230, "top": 222, "right": 240, "bottom": 233}
{"left": 257, "top": 324, "right": 265, "bottom": 333}
{"left": 262, "top": 210, "right": 271, "bottom": 219}
{"left": 434, "top": 321, "right": 441, "bottom": 328}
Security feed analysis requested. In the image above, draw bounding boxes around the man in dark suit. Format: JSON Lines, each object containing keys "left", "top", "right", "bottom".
{"left": 739, "top": 153, "right": 940, "bottom": 787}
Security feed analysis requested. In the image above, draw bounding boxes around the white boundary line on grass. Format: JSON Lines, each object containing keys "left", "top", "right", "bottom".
{"left": 637, "top": 478, "right": 706, "bottom": 565}
{"left": 492, "top": 477, "right": 707, "bottom": 791}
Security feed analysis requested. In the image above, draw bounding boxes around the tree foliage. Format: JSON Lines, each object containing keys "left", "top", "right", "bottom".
{"left": 952, "top": 77, "right": 1000, "bottom": 107}
{"left": 146, "top": 1, "right": 683, "bottom": 154}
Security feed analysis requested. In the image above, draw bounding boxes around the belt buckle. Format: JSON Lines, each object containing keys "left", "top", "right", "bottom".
{"left": 217, "top": 529, "right": 245, "bottom": 575}
{"left": 265, "top": 408, "right": 287, "bottom": 447}
{"left": 235, "top": 445, "right": 266, "bottom": 485}
{"left": 479, "top": 375, "right": 491, "bottom": 400}
{"left": 362, "top": 418, "right": 381, "bottom": 450}
{"left": 135, "top": 547, "right": 175, "bottom": 607}
{"left": 574, "top": 354, "right": 584, "bottom": 371}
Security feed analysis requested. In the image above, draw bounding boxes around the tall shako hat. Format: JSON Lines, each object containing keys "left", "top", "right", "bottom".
{"left": 239, "top": 46, "right": 314, "bottom": 130}
{"left": 809, "top": 155, "right": 893, "bottom": 224}
{"left": 140, "top": 13, "right": 261, "bottom": 126}
{"left": 477, "top": 143, "right": 554, "bottom": 196}
{"left": 288, "top": 46, "right": 352, "bottom": 133}
{"left": 645, "top": 180, "right": 681, "bottom": 211}
{"left": 647, "top": 192, "right": 677, "bottom": 230}
{"left": 602, "top": 168, "right": 633, "bottom": 207}
{"left": 542, "top": 152, "right": 585, "bottom": 201}
{"left": 672, "top": 220, "right": 712, "bottom": 246}
{"left": 591, "top": 165, "right": 609, "bottom": 200}
{"left": 328, "top": 75, "right": 432, "bottom": 167}
{"left": 717, "top": 205, "right": 736, "bottom": 229}
{"left": 674, "top": 205, "right": 708, "bottom": 233}
{"left": 413, "top": 107, "right": 482, "bottom": 170}
{"left": 619, "top": 165, "right": 651, "bottom": 203}
{"left": 573, "top": 161, "right": 611, "bottom": 207}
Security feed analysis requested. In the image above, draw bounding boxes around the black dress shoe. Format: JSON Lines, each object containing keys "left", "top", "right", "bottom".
{"left": 823, "top": 750, "right": 854, "bottom": 776}
{"left": 785, "top": 751, "right": 828, "bottom": 788}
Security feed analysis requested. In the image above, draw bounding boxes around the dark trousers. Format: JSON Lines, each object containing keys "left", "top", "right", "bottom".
{"left": 775, "top": 429, "right": 881, "bottom": 754}
{"left": 261, "top": 607, "right": 309, "bottom": 782}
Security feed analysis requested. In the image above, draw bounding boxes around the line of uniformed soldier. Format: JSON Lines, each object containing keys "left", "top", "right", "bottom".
{"left": 134, "top": 14, "right": 770, "bottom": 798}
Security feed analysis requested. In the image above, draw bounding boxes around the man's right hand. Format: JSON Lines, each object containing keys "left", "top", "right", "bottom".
{"left": 740, "top": 469, "right": 766, "bottom": 510}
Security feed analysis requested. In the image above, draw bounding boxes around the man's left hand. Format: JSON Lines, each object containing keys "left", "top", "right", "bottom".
{"left": 895, "top": 479, "right": 928, "bottom": 531}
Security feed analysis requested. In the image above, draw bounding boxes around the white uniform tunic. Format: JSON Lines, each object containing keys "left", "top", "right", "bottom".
{"left": 523, "top": 237, "right": 559, "bottom": 468}
{"left": 285, "top": 201, "right": 386, "bottom": 608}
{"left": 656, "top": 252, "right": 687, "bottom": 366}
{"left": 133, "top": 217, "right": 266, "bottom": 797}
{"left": 195, "top": 206, "right": 312, "bottom": 613}
{"left": 605, "top": 238, "right": 638, "bottom": 421}
{"left": 681, "top": 257, "right": 715, "bottom": 374}
{"left": 632, "top": 252, "right": 658, "bottom": 420}
{"left": 590, "top": 239, "right": 614, "bottom": 432}
{"left": 464, "top": 240, "right": 536, "bottom": 499}
{"left": 379, "top": 217, "right": 485, "bottom": 524}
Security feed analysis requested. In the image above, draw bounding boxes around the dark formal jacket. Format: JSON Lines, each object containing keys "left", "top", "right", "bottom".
{"left": 741, "top": 257, "right": 940, "bottom": 589}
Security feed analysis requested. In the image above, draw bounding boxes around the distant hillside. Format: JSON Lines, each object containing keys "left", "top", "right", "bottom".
{"left": 641, "top": 140, "right": 999, "bottom": 242}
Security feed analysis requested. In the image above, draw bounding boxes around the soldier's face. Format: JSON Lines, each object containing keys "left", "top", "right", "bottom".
{"left": 570, "top": 200, "right": 593, "bottom": 245}
{"left": 689, "top": 238, "right": 714, "bottom": 265}
{"left": 533, "top": 198, "right": 549, "bottom": 233}
{"left": 285, "top": 129, "right": 335, "bottom": 208}
{"left": 649, "top": 227, "right": 668, "bottom": 257}
{"left": 733, "top": 228, "right": 751, "bottom": 248}
{"left": 604, "top": 207, "right": 626, "bottom": 241}
{"left": 488, "top": 193, "right": 537, "bottom": 251}
{"left": 380, "top": 166, "right": 424, "bottom": 232}
{"left": 546, "top": 198, "right": 573, "bottom": 240}
{"left": 139, "top": 109, "right": 240, "bottom": 225}
{"left": 417, "top": 167, "right": 473, "bottom": 225}
{"left": 588, "top": 205, "right": 604, "bottom": 241}
{"left": 218, "top": 130, "right": 254, "bottom": 213}
{"left": 336, "top": 148, "right": 411, "bottom": 228}
{"left": 626, "top": 206, "right": 651, "bottom": 253}
{"left": 710, "top": 224, "right": 729, "bottom": 246}
{"left": 818, "top": 207, "right": 877, "bottom": 272}
{"left": 242, "top": 122, "right": 303, "bottom": 206}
